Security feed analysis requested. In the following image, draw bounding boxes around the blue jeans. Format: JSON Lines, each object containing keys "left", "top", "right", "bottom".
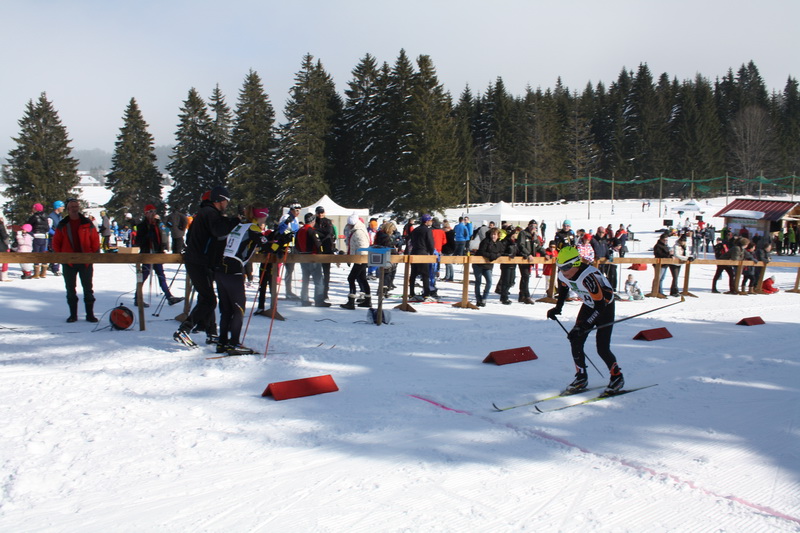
{"left": 472, "top": 265, "right": 493, "bottom": 302}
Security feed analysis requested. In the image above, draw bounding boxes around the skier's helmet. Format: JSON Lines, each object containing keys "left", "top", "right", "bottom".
{"left": 556, "top": 246, "right": 582, "bottom": 270}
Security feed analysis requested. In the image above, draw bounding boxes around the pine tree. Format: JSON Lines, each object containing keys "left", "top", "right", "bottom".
{"left": 338, "top": 54, "right": 383, "bottom": 207}
{"left": 453, "top": 86, "right": 479, "bottom": 203}
{"left": 375, "top": 50, "right": 416, "bottom": 213}
{"left": 672, "top": 75, "right": 725, "bottom": 191}
{"left": 166, "top": 88, "right": 214, "bottom": 213}
{"left": 105, "top": 98, "right": 163, "bottom": 220}
{"left": 403, "top": 54, "right": 460, "bottom": 214}
{"left": 207, "top": 85, "right": 235, "bottom": 189}
{"left": 4, "top": 93, "right": 79, "bottom": 223}
{"left": 775, "top": 77, "right": 800, "bottom": 176}
{"left": 276, "top": 54, "right": 342, "bottom": 207}
{"left": 229, "top": 70, "right": 278, "bottom": 210}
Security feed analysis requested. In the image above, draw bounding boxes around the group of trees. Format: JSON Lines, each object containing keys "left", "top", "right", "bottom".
{"left": 3, "top": 53, "right": 799, "bottom": 224}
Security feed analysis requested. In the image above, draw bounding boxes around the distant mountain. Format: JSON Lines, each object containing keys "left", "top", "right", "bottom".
{"left": 72, "top": 145, "right": 173, "bottom": 174}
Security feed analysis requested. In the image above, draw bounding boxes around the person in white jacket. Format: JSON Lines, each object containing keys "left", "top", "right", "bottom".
{"left": 668, "top": 234, "right": 694, "bottom": 296}
{"left": 340, "top": 214, "right": 372, "bottom": 309}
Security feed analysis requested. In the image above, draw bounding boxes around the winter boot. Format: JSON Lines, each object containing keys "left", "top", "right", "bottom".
{"left": 566, "top": 369, "right": 588, "bottom": 393}
{"left": 357, "top": 294, "right": 372, "bottom": 308}
{"left": 21, "top": 271, "right": 33, "bottom": 280}
{"left": 85, "top": 300, "right": 98, "bottom": 323}
{"left": 340, "top": 294, "right": 357, "bottom": 310}
{"left": 606, "top": 363, "right": 624, "bottom": 394}
{"left": 38, "top": 265, "right": 46, "bottom": 278}
{"left": 66, "top": 300, "right": 79, "bottom": 323}
{"left": 0, "top": 271, "right": 9, "bottom": 282}
{"left": 31, "top": 266, "right": 41, "bottom": 279}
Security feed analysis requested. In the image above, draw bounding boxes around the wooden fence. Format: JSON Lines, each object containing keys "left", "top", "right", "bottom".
{"left": 3, "top": 252, "right": 798, "bottom": 330}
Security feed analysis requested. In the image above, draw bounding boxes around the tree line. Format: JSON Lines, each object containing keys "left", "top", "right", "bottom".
{"left": 3, "top": 52, "right": 798, "bottom": 224}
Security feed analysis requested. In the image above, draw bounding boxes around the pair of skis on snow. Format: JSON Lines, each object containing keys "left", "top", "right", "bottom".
{"left": 173, "top": 330, "right": 258, "bottom": 359}
{"left": 492, "top": 384, "right": 657, "bottom": 413}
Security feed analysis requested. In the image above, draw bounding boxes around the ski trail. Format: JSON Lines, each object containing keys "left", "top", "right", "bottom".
{"left": 408, "top": 394, "right": 800, "bottom": 528}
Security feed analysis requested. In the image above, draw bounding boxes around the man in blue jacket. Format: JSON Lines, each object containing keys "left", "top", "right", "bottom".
{"left": 453, "top": 216, "right": 473, "bottom": 256}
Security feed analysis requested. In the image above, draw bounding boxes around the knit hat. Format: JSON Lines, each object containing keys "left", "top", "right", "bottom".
{"left": 53, "top": 200, "right": 65, "bottom": 209}
{"left": 315, "top": 205, "right": 325, "bottom": 214}
{"left": 32, "top": 203, "right": 44, "bottom": 212}
{"left": 253, "top": 208, "right": 269, "bottom": 219}
{"left": 209, "top": 186, "right": 230, "bottom": 203}
{"left": 563, "top": 219, "right": 572, "bottom": 227}
{"left": 21, "top": 224, "right": 32, "bottom": 232}
{"left": 347, "top": 214, "right": 359, "bottom": 226}
{"left": 144, "top": 204, "right": 156, "bottom": 212}
{"left": 420, "top": 214, "right": 432, "bottom": 223}
{"left": 304, "top": 212, "right": 315, "bottom": 224}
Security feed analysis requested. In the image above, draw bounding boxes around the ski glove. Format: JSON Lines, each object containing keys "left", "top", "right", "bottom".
{"left": 546, "top": 307, "right": 562, "bottom": 320}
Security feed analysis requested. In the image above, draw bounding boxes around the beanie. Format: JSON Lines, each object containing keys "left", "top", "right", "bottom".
{"left": 420, "top": 214, "right": 432, "bottom": 223}
{"left": 53, "top": 200, "right": 65, "bottom": 209}
{"left": 253, "top": 208, "right": 269, "bottom": 219}
{"left": 144, "top": 204, "right": 156, "bottom": 212}
{"left": 209, "top": 186, "right": 230, "bottom": 203}
{"left": 32, "top": 203, "right": 44, "bottom": 212}
{"left": 563, "top": 219, "right": 572, "bottom": 227}
{"left": 22, "top": 224, "right": 33, "bottom": 232}
{"left": 348, "top": 214, "right": 359, "bottom": 226}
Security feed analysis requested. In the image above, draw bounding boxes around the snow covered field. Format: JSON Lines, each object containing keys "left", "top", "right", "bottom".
{"left": 1, "top": 192, "right": 800, "bottom": 531}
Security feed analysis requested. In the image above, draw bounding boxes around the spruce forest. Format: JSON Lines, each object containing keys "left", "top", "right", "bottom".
{"left": 4, "top": 51, "right": 800, "bottom": 222}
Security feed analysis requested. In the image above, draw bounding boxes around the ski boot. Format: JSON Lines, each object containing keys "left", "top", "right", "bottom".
{"left": 565, "top": 369, "right": 588, "bottom": 393}
{"left": 226, "top": 344, "right": 256, "bottom": 356}
{"left": 605, "top": 364, "right": 624, "bottom": 394}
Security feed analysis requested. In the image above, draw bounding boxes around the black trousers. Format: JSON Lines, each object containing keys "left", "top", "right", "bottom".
{"left": 62, "top": 264, "right": 95, "bottom": 306}
{"left": 569, "top": 302, "right": 617, "bottom": 372}
{"left": 348, "top": 263, "right": 370, "bottom": 295}
{"left": 215, "top": 272, "right": 246, "bottom": 346}
{"left": 182, "top": 262, "right": 217, "bottom": 334}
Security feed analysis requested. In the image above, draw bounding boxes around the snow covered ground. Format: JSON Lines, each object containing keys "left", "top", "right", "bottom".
{"left": 1, "top": 192, "right": 800, "bottom": 531}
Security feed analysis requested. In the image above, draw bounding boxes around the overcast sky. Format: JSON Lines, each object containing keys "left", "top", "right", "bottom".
{"left": 2, "top": 0, "right": 799, "bottom": 158}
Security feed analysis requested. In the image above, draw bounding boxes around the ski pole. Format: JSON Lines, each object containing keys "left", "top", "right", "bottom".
{"left": 153, "top": 264, "right": 184, "bottom": 317}
{"left": 553, "top": 316, "right": 604, "bottom": 377}
{"left": 241, "top": 261, "right": 269, "bottom": 344}
{"left": 264, "top": 248, "right": 290, "bottom": 357}
{"left": 595, "top": 294, "right": 685, "bottom": 330}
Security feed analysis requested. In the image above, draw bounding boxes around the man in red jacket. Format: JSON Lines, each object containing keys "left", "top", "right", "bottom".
{"left": 52, "top": 199, "right": 101, "bottom": 322}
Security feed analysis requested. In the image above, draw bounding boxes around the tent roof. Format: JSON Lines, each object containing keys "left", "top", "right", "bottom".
{"left": 466, "top": 201, "right": 531, "bottom": 223}
{"left": 714, "top": 198, "right": 799, "bottom": 221}
{"left": 671, "top": 199, "right": 704, "bottom": 212}
{"left": 300, "top": 195, "right": 369, "bottom": 217}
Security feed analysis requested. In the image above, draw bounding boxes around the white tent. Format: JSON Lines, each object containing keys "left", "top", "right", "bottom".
{"left": 466, "top": 201, "right": 532, "bottom": 227}
{"left": 300, "top": 195, "right": 370, "bottom": 251}
{"left": 671, "top": 199, "right": 704, "bottom": 212}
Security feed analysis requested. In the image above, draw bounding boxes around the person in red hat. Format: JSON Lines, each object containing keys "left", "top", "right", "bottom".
{"left": 133, "top": 204, "right": 183, "bottom": 308}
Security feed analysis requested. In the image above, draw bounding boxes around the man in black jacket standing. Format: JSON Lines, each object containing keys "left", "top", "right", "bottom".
{"left": 174, "top": 186, "right": 241, "bottom": 347}
{"left": 408, "top": 214, "right": 436, "bottom": 301}
{"left": 313, "top": 205, "right": 335, "bottom": 300}
{"left": 134, "top": 204, "right": 183, "bottom": 307}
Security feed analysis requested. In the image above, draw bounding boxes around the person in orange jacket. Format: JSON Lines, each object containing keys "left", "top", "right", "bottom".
{"left": 52, "top": 198, "right": 101, "bottom": 322}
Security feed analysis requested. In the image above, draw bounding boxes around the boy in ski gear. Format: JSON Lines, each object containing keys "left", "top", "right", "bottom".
{"left": 546, "top": 246, "right": 624, "bottom": 394}
{"left": 214, "top": 207, "right": 269, "bottom": 355}
{"left": 52, "top": 199, "right": 101, "bottom": 322}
